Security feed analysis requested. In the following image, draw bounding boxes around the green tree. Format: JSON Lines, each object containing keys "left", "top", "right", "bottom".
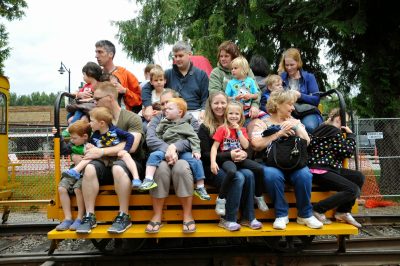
{"left": 0, "top": 0, "right": 27, "bottom": 75}
{"left": 116, "top": 0, "right": 400, "bottom": 117}
{"left": 117, "top": 0, "right": 400, "bottom": 194}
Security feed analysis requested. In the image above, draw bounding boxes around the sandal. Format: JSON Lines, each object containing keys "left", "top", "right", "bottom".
{"left": 182, "top": 220, "right": 196, "bottom": 233}
{"left": 145, "top": 221, "right": 163, "bottom": 234}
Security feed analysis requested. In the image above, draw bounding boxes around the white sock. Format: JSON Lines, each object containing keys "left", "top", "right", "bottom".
{"left": 145, "top": 176, "right": 154, "bottom": 181}
{"left": 196, "top": 183, "right": 204, "bottom": 188}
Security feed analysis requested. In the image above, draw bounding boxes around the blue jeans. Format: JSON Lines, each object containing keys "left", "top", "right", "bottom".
{"left": 147, "top": 151, "right": 205, "bottom": 181}
{"left": 301, "top": 113, "right": 323, "bottom": 133}
{"left": 67, "top": 110, "right": 85, "bottom": 124}
{"left": 210, "top": 168, "right": 255, "bottom": 222}
{"left": 262, "top": 165, "right": 313, "bottom": 218}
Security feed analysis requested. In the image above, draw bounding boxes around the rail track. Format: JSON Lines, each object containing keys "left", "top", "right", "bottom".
{"left": 1, "top": 215, "right": 400, "bottom": 265}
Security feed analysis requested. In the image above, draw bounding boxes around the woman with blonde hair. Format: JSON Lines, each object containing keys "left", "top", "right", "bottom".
{"left": 251, "top": 90, "right": 323, "bottom": 230}
{"left": 198, "top": 91, "right": 262, "bottom": 231}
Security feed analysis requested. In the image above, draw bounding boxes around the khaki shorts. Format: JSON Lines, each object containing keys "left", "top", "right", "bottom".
{"left": 59, "top": 176, "right": 83, "bottom": 194}
{"left": 150, "top": 160, "right": 194, "bottom": 198}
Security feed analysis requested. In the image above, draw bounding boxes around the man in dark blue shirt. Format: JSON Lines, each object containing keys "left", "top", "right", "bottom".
{"left": 142, "top": 41, "right": 209, "bottom": 122}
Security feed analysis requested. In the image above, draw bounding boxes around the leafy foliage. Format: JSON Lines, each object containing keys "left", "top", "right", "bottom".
{"left": 116, "top": 0, "right": 400, "bottom": 118}
{"left": 0, "top": 0, "right": 27, "bottom": 75}
{"left": 10, "top": 92, "right": 58, "bottom": 106}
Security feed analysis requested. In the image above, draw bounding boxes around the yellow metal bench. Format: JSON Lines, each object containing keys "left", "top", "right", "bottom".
{"left": 47, "top": 185, "right": 358, "bottom": 254}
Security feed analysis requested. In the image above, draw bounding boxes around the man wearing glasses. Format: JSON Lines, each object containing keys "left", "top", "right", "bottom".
{"left": 76, "top": 81, "right": 145, "bottom": 234}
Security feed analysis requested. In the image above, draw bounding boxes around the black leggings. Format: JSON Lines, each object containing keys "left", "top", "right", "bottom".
{"left": 219, "top": 159, "right": 264, "bottom": 199}
{"left": 313, "top": 168, "right": 365, "bottom": 213}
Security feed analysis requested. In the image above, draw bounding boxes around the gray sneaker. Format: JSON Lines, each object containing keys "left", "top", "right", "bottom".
{"left": 194, "top": 187, "right": 211, "bottom": 201}
{"left": 107, "top": 212, "right": 132, "bottom": 234}
{"left": 76, "top": 213, "right": 97, "bottom": 234}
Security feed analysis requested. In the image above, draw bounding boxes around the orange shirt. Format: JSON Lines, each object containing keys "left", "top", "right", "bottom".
{"left": 112, "top": 66, "right": 142, "bottom": 110}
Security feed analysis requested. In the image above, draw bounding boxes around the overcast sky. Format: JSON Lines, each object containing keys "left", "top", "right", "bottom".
{"left": 4, "top": 0, "right": 171, "bottom": 96}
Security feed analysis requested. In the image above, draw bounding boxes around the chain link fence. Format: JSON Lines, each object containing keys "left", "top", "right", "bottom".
{"left": 7, "top": 126, "right": 70, "bottom": 211}
{"left": 355, "top": 118, "right": 400, "bottom": 199}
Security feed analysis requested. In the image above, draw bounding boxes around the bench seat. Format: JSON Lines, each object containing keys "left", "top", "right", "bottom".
{"left": 47, "top": 185, "right": 359, "bottom": 254}
{"left": 48, "top": 222, "right": 357, "bottom": 239}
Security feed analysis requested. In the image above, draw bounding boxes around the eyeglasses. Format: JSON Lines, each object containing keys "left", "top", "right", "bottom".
{"left": 93, "top": 95, "right": 109, "bottom": 102}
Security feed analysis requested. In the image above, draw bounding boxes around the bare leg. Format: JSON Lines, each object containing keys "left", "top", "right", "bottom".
{"left": 179, "top": 196, "right": 195, "bottom": 231}
{"left": 121, "top": 154, "right": 140, "bottom": 179}
{"left": 73, "top": 159, "right": 91, "bottom": 173}
{"left": 58, "top": 186, "right": 72, "bottom": 220}
{"left": 113, "top": 166, "right": 131, "bottom": 214}
{"left": 145, "top": 198, "right": 165, "bottom": 231}
{"left": 74, "top": 188, "right": 85, "bottom": 220}
{"left": 82, "top": 164, "right": 99, "bottom": 214}
{"left": 145, "top": 165, "right": 157, "bottom": 178}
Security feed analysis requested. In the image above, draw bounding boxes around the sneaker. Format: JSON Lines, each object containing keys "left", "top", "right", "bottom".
{"left": 254, "top": 196, "right": 269, "bottom": 212}
{"left": 313, "top": 211, "right": 332, "bottom": 225}
{"left": 76, "top": 213, "right": 97, "bottom": 234}
{"left": 131, "top": 178, "right": 142, "bottom": 189}
{"left": 69, "top": 219, "right": 82, "bottom": 231}
{"left": 273, "top": 216, "right": 289, "bottom": 230}
{"left": 335, "top": 212, "right": 362, "bottom": 228}
{"left": 240, "top": 219, "right": 262, "bottom": 230}
{"left": 55, "top": 219, "right": 73, "bottom": 231}
{"left": 218, "top": 218, "right": 241, "bottom": 231}
{"left": 138, "top": 178, "right": 158, "bottom": 191}
{"left": 194, "top": 187, "right": 211, "bottom": 201}
{"left": 215, "top": 197, "right": 226, "bottom": 216}
{"left": 62, "top": 168, "right": 80, "bottom": 180}
{"left": 297, "top": 216, "right": 323, "bottom": 229}
{"left": 107, "top": 212, "right": 132, "bottom": 234}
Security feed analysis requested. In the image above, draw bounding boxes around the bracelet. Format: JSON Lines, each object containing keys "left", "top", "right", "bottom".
{"left": 101, "top": 148, "right": 104, "bottom": 156}
{"left": 292, "top": 124, "right": 300, "bottom": 131}
{"left": 237, "top": 130, "right": 243, "bottom": 135}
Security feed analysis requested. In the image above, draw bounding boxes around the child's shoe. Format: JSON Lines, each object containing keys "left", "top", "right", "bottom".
{"left": 131, "top": 179, "right": 142, "bottom": 189}
{"left": 56, "top": 219, "right": 73, "bottom": 231}
{"left": 254, "top": 196, "right": 269, "bottom": 212}
{"left": 218, "top": 218, "right": 241, "bottom": 231}
{"left": 69, "top": 219, "right": 82, "bottom": 231}
{"left": 313, "top": 211, "right": 332, "bottom": 225}
{"left": 62, "top": 169, "right": 81, "bottom": 180}
{"left": 194, "top": 187, "right": 211, "bottom": 201}
{"left": 335, "top": 212, "right": 362, "bottom": 228}
{"left": 240, "top": 219, "right": 262, "bottom": 230}
{"left": 138, "top": 178, "right": 157, "bottom": 191}
{"left": 215, "top": 197, "right": 226, "bottom": 216}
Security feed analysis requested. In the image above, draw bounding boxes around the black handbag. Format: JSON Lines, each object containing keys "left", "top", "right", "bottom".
{"left": 264, "top": 136, "right": 308, "bottom": 171}
{"left": 66, "top": 99, "right": 96, "bottom": 114}
{"left": 292, "top": 103, "right": 320, "bottom": 119}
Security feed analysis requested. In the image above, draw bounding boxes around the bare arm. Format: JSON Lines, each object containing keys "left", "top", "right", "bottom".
{"left": 210, "top": 141, "right": 220, "bottom": 175}
{"left": 237, "top": 129, "right": 249, "bottom": 149}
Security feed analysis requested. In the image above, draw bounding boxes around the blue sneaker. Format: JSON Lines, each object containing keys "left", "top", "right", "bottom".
{"left": 55, "top": 219, "right": 73, "bottom": 231}
{"left": 69, "top": 219, "right": 82, "bottom": 231}
{"left": 62, "top": 169, "right": 80, "bottom": 180}
{"left": 131, "top": 179, "right": 142, "bottom": 189}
